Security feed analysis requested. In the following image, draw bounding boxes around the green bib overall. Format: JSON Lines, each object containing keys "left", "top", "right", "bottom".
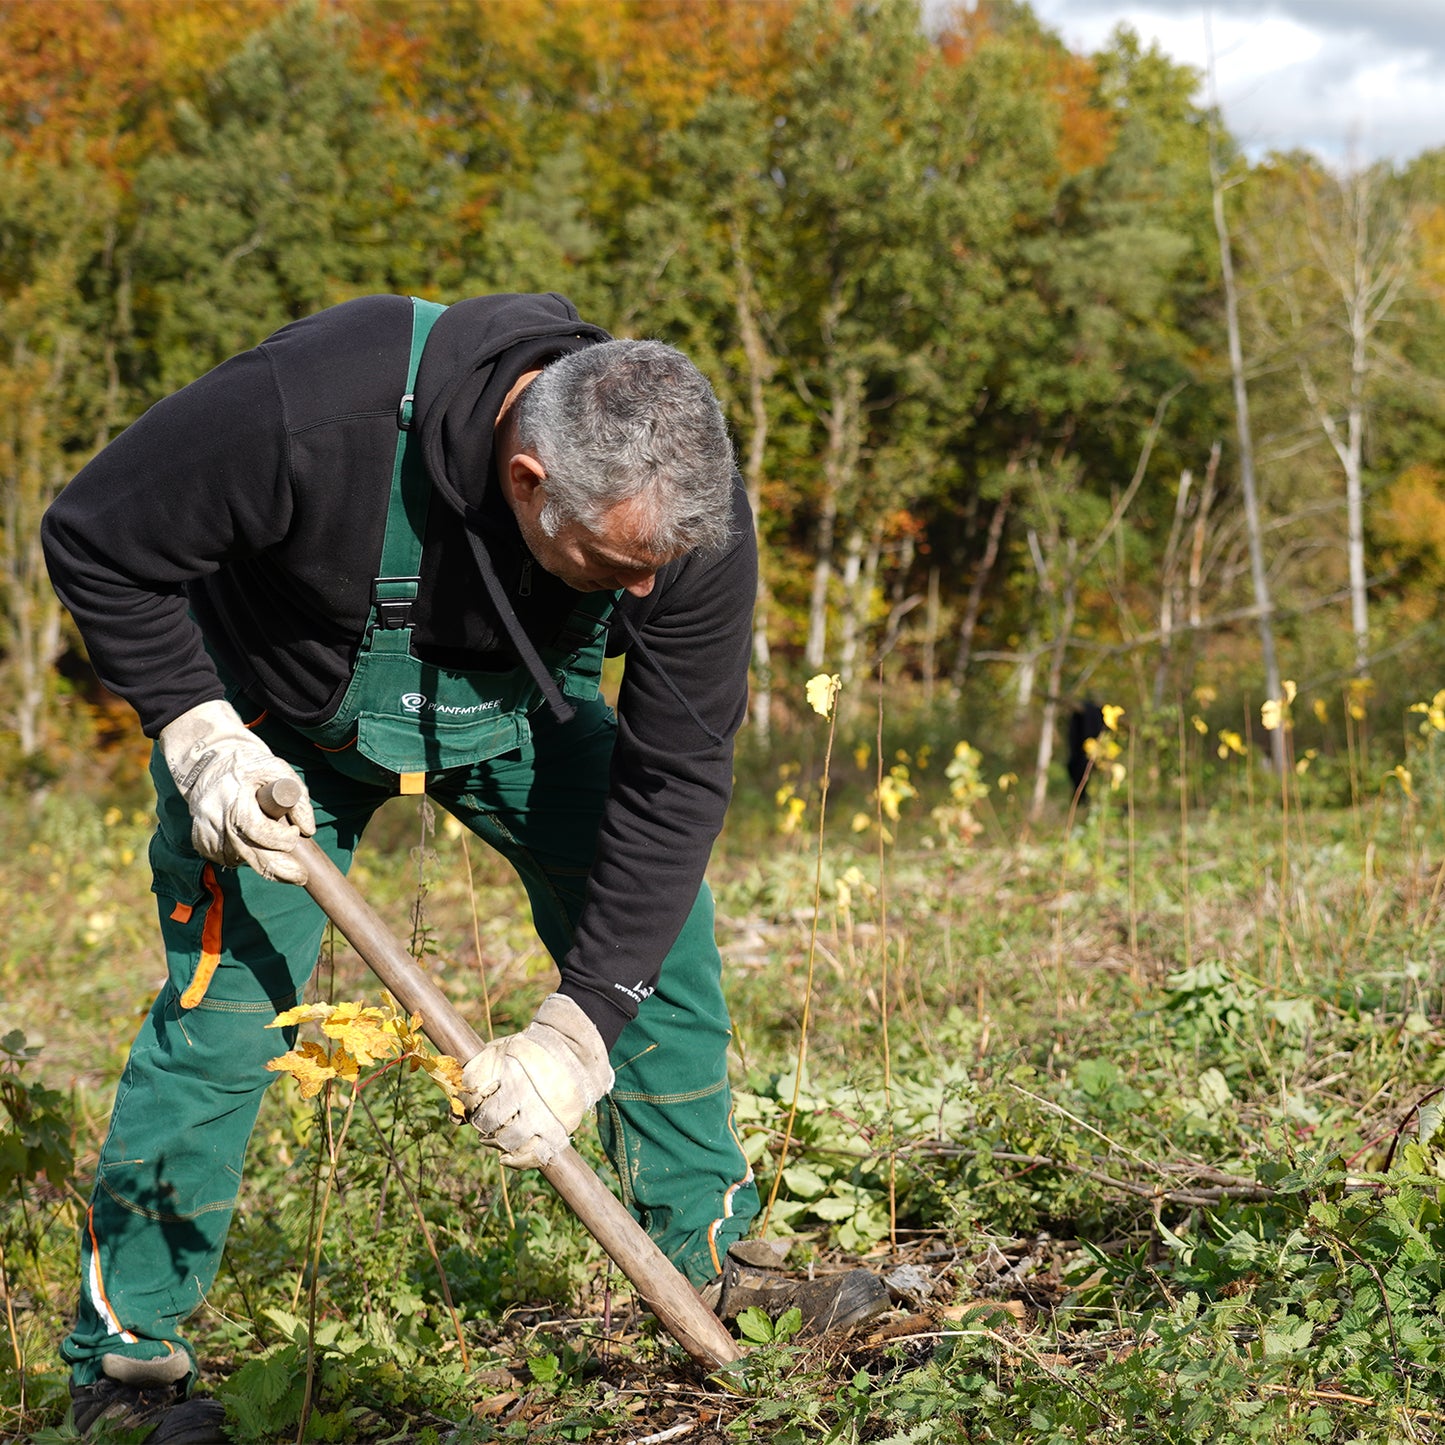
{"left": 63, "top": 299, "right": 758, "bottom": 1390}
{"left": 295, "top": 296, "right": 614, "bottom": 794}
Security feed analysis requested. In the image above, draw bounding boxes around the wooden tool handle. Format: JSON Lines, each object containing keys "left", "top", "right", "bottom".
{"left": 261, "top": 777, "right": 741, "bottom": 1369}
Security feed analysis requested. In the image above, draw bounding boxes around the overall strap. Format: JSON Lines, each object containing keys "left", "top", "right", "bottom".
{"left": 551, "top": 586, "right": 617, "bottom": 654}
{"left": 373, "top": 297, "right": 448, "bottom": 630}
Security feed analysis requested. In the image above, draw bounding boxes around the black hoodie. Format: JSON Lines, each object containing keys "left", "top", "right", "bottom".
{"left": 42, "top": 293, "right": 757, "bottom": 1046}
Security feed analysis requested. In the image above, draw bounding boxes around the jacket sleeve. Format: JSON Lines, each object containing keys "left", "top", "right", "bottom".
{"left": 557, "top": 479, "right": 756, "bottom": 1047}
{"left": 42, "top": 348, "right": 293, "bottom": 736}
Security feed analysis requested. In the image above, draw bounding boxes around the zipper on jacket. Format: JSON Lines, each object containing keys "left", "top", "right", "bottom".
{"left": 519, "top": 558, "right": 533, "bottom": 598}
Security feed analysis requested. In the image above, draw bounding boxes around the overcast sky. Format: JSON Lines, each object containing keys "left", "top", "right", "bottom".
{"left": 1023, "top": 1, "right": 1445, "bottom": 166}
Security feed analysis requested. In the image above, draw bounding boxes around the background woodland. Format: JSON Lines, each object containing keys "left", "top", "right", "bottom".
{"left": 3, "top": 0, "right": 1445, "bottom": 806}
{"left": 13, "top": 8, "right": 1445, "bottom": 1440}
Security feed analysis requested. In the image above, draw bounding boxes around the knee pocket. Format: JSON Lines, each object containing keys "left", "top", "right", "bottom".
{"left": 151, "top": 841, "right": 321, "bottom": 1010}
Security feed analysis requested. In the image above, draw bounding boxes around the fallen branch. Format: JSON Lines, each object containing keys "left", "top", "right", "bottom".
{"left": 625, "top": 1418, "right": 698, "bottom": 1445}
{"left": 897, "top": 1143, "right": 1273, "bottom": 1207}
{"left": 748, "top": 1120, "right": 1410, "bottom": 1211}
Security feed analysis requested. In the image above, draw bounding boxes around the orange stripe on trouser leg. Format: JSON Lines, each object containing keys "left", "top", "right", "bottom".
{"left": 85, "top": 1206, "right": 137, "bottom": 1344}
{"left": 178, "top": 864, "right": 225, "bottom": 1010}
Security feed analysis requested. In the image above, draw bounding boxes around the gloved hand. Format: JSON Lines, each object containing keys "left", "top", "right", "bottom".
{"left": 461, "top": 994, "right": 615, "bottom": 1168}
{"left": 159, "top": 699, "right": 316, "bottom": 884}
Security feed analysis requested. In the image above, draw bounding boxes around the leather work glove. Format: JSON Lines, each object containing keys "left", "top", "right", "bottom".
{"left": 159, "top": 699, "right": 316, "bottom": 885}
{"left": 461, "top": 994, "right": 615, "bottom": 1169}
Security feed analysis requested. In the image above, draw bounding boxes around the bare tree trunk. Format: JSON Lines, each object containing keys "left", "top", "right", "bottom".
{"left": 837, "top": 528, "right": 865, "bottom": 687}
{"left": 13, "top": 574, "right": 63, "bottom": 755}
{"left": 922, "top": 565, "right": 940, "bottom": 703}
{"left": 1028, "top": 544, "right": 1077, "bottom": 823}
{"left": 1152, "top": 442, "right": 1219, "bottom": 709}
{"left": 731, "top": 224, "right": 776, "bottom": 737}
{"left": 1013, "top": 629, "right": 1039, "bottom": 720}
{"left": 1153, "top": 467, "right": 1193, "bottom": 709}
{"left": 951, "top": 486, "right": 1011, "bottom": 687}
{"left": 1293, "top": 166, "right": 1411, "bottom": 679}
{"left": 2, "top": 346, "right": 71, "bottom": 757}
{"left": 804, "top": 495, "right": 836, "bottom": 673}
{"left": 751, "top": 590, "right": 774, "bottom": 738}
{"left": 1187, "top": 441, "right": 1221, "bottom": 632}
{"left": 861, "top": 523, "right": 883, "bottom": 612}
{"left": 839, "top": 522, "right": 890, "bottom": 728}
{"left": 1301, "top": 353, "right": 1370, "bottom": 676}
{"left": 1208, "top": 57, "right": 1284, "bottom": 770}
{"left": 804, "top": 363, "right": 863, "bottom": 671}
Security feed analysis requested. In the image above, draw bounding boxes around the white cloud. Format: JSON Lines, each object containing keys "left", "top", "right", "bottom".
{"left": 1019, "top": 1, "right": 1445, "bottom": 164}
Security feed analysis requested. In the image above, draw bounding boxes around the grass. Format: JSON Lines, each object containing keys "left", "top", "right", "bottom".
{"left": 7, "top": 690, "right": 1445, "bottom": 1441}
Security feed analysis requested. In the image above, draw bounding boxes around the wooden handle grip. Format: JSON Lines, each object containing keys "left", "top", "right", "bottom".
{"left": 259, "top": 778, "right": 741, "bottom": 1369}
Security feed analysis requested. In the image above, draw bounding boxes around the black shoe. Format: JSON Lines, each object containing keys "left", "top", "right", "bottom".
{"left": 712, "top": 1246, "right": 890, "bottom": 1336}
{"left": 70, "top": 1376, "right": 228, "bottom": 1443}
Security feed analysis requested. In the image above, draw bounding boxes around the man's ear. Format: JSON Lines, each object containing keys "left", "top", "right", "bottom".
{"left": 502, "top": 452, "right": 547, "bottom": 521}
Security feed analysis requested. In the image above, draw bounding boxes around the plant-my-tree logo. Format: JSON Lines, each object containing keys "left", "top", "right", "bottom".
{"left": 399, "top": 694, "right": 502, "bottom": 716}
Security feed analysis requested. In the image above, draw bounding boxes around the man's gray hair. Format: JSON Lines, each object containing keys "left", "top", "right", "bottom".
{"left": 511, "top": 339, "right": 736, "bottom": 556}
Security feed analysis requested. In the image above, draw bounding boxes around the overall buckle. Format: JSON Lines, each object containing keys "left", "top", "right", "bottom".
{"left": 372, "top": 576, "right": 420, "bottom": 629}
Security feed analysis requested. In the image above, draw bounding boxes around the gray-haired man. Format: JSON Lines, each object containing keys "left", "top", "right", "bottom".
{"left": 43, "top": 291, "right": 884, "bottom": 1442}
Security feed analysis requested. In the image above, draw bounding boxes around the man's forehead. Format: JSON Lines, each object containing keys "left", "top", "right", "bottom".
{"left": 583, "top": 498, "right": 677, "bottom": 569}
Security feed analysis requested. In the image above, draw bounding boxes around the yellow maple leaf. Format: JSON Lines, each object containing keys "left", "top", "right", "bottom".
{"left": 268, "top": 999, "right": 464, "bottom": 1115}
{"left": 329, "top": 1043, "right": 361, "bottom": 1084}
{"left": 270, "top": 1002, "right": 340, "bottom": 1031}
{"left": 416, "top": 1053, "right": 467, "bottom": 1118}
{"left": 323, "top": 1007, "right": 402, "bottom": 1069}
{"left": 266, "top": 1040, "right": 339, "bottom": 1100}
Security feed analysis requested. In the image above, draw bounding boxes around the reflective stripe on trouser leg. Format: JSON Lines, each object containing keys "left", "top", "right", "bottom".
{"left": 435, "top": 699, "right": 758, "bottom": 1286}
{"left": 62, "top": 745, "right": 375, "bottom": 1387}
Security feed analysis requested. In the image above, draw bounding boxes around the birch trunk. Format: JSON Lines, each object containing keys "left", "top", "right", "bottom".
{"left": 1209, "top": 109, "right": 1284, "bottom": 770}
{"left": 804, "top": 364, "right": 863, "bottom": 672}
{"left": 731, "top": 224, "right": 776, "bottom": 737}
{"left": 1294, "top": 167, "right": 1411, "bottom": 680}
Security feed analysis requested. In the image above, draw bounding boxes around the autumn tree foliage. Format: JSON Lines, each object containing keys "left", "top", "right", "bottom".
{"left": 4, "top": 0, "right": 1445, "bottom": 797}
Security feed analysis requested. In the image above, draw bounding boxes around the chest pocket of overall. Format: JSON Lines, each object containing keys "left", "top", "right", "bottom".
{"left": 350, "top": 632, "right": 535, "bottom": 777}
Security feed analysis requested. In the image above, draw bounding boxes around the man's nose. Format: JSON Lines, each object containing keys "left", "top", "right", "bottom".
{"left": 622, "top": 573, "right": 656, "bottom": 598}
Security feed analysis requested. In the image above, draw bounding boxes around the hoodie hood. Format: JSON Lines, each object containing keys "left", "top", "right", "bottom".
{"left": 410, "top": 292, "right": 612, "bottom": 723}
{"left": 413, "top": 292, "right": 611, "bottom": 526}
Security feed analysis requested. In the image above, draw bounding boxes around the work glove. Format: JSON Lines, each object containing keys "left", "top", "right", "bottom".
{"left": 461, "top": 994, "right": 615, "bottom": 1169}
{"left": 159, "top": 699, "right": 316, "bottom": 884}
